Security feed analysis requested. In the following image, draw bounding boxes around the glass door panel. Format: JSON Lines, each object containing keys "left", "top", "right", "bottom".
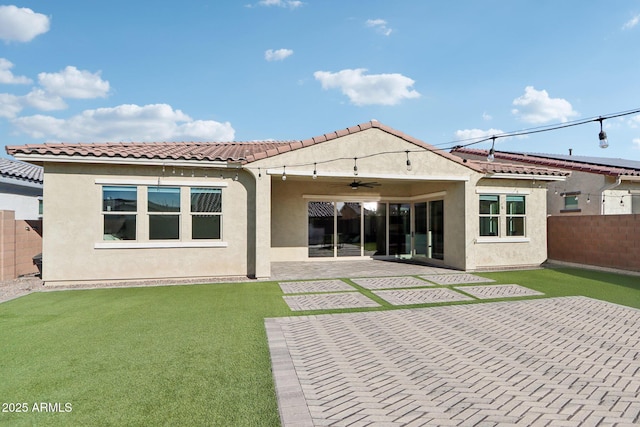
{"left": 337, "top": 202, "right": 361, "bottom": 257}
{"left": 364, "top": 202, "right": 386, "bottom": 256}
{"left": 429, "top": 200, "right": 444, "bottom": 260}
{"left": 308, "top": 201, "right": 335, "bottom": 257}
{"left": 414, "top": 202, "right": 428, "bottom": 256}
{"left": 389, "top": 203, "right": 411, "bottom": 256}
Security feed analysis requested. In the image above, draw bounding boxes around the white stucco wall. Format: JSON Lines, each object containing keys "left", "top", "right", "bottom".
{"left": 42, "top": 163, "right": 251, "bottom": 285}
{"left": 254, "top": 128, "right": 549, "bottom": 271}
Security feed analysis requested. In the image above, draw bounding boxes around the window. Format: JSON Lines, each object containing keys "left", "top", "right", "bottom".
{"left": 479, "top": 194, "right": 527, "bottom": 239}
{"left": 506, "top": 195, "right": 525, "bottom": 236}
{"left": 100, "top": 183, "right": 225, "bottom": 245}
{"left": 479, "top": 195, "right": 499, "bottom": 236}
{"left": 563, "top": 194, "right": 579, "bottom": 211}
{"left": 103, "top": 186, "right": 137, "bottom": 240}
{"left": 191, "top": 188, "right": 221, "bottom": 239}
{"left": 148, "top": 187, "right": 180, "bottom": 240}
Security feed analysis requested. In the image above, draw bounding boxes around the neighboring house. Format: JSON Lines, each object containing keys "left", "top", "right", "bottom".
{"left": 0, "top": 158, "right": 43, "bottom": 220}
{"left": 451, "top": 148, "right": 640, "bottom": 216}
{"left": 6, "top": 121, "right": 568, "bottom": 286}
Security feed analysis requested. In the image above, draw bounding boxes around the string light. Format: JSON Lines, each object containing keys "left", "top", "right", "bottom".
{"left": 312, "top": 163, "right": 317, "bottom": 179}
{"left": 353, "top": 158, "right": 358, "bottom": 176}
{"left": 282, "top": 166, "right": 287, "bottom": 181}
{"left": 258, "top": 168, "right": 262, "bottom": 179}
{"left": 598, "top": 117, "right": 609, "bottom": 149}
{"left": 234, "top": 171, "right": 239, "bottom": 181}
{"left": 405, "top": 151, "right": 412, "bottom": 171}
{"left": 239, "top": 106, "right": 640, "bottom": 177}
{"left": 487, "top": 137, "right": 496, "bottom": 162}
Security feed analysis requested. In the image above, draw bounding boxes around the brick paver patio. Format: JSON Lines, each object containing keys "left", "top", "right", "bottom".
{"left": 266, "top": 297, "right": 640, "bottom": 426}
{"left": 421, "top": 273, "right": 496, "bottom": 285}
{"left": 279, "top": 280, "right": 355, "bottom": 294}
{"left": 282, "top": 292, "right": 380, "bottom": 311}
{"left": 351, "top": 276, "right": 435, "bottom": 290}
{"left": 455, "top": 284, "right": 544, "bottom": 299}
{"left": 373, "top": 288, "right": 473, "bottom": 306}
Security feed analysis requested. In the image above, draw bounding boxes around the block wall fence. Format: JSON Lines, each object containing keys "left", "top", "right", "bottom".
{"left": 547, "top": 214, "right": 640, "bottom": 273}
{"left": 0, "top": 210, "right": 42, "bottom": 280}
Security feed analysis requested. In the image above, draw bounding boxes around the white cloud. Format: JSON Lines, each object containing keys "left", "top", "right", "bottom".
{"left": 0, "top": 5, "right": 50, "bottom": 42}
{"left": 623, "top": 14, "right": 640, "bottom": 30}
{"left": 11, "top": 103, "right": 235, "bottom": 142}
{"left": 0, "top": 93, "right": 22, "bottom": 118}
{"left": 0, "top": 58, "right": 32, "bottom": 84}
{"left": 628, "top": 114, "right": 640, "bottom": 128}
{"left": 265, "top": 48, "right": 293, "bottom": 61}
{"left": 38, "top": 66, "right": 110, "bottom": 99}
{"left": 314, "top": 68, "right": 420, "bottom": 106}
{"left": 633, "top": 138, "right": 640, "bottom": 149}
{"left": 254, "top": 0, "right": 303, "bottom": 9}
{"left": 23, "top": 88, "right": 67, "bottom": 111}
{"left": 454, "top": 128, "right": 505, "bottom": 143}
{"left": 482, "top": 111, "right": 492, "bottom": 121}
{"left": 366, "top": 19, "right": 392, "bottom": 36}
{"left": 512, "top": 86, "right": 578, "bottom": 124}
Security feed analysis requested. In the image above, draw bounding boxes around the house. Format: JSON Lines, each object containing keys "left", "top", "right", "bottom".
{"left": 6, "top": 121, "right": 568, "bottom": 286}
{"left": 451, "top": 148, "right": 640, "bottom": 216}
{"left": 0, "top": 158, "right": 43, "bottom": 220}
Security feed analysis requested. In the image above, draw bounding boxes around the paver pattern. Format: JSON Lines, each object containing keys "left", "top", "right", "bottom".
{"left": 351, "top": 276, "right": 434, "bottom": 290}
{"left": 455, "top": 284, "right": 544, "bottom": 299}
{"left": 373, "top": 288, "right": 473, "bottom": 306}
{"left": 266, "top": 297, "right": 640, "bottom": 426}
{"left": 421, "top": 273, "right": 495, "bottom": 285}
{"left": 283, "top": 292, "right": 380, "bottom": 311}
{"left": 279, "top": 280, "right": 355, "bottom": 294}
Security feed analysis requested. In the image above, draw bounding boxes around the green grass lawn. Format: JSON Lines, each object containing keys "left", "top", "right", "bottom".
{"left": 0, "top": 267, "right": 638, "bottom": 426}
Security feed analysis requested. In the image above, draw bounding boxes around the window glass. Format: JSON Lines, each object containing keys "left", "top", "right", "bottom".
{"left": 507, "top": 217, "right": 525, "bottom": 236}
{"left": 564, "top": 195, "right": 578, "bottom": 210}
{"left": 149, "top": 215, "right": 180, "bottom": 239}
{"left": 479, "top": 195, "right": 499, "bottom": 214}
{"left": 479, "top": 217, "right": 499, "bottom": 236}
{"left": 506, "top": 195, "right": 525, "bottom": 214}
{"left": 192, "top": 215, "right": 221, "bottom": 239}
{"left": 479, "top": 195, "right": 499, "bottom": 236}
{"left": 191, "top": 188, "right": 221, "bottom": 212}
{"left": 148, "top": 187, "right": 180, "bottom": 212}
{"left": 103, "top": 186, "right": 137, "bottom": 212}
{"left": 191, "top": 188, "right": 222, "bottom": 239}
{"left": 104, "top": 214, "right": 136, "bottom": 240}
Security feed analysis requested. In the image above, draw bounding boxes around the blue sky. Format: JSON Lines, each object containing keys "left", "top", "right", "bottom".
{"left": 1, "top": 1, "right": 640, "bottom": 160}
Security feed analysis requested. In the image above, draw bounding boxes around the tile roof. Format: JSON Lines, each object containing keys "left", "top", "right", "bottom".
{"left": 465, "top": 160, "right": 570, "bottom": 177}
{"left": 452, "top": 148, "right": 640, "bottom": 177}
{"left": 5, "top": 121, "right": 483, "bottom": 172}
{"left": 0, "top": 158, "right": 43, "bottom": 184}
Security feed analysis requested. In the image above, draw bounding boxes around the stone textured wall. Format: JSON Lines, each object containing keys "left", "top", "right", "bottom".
{"left": 547, "top": 214, "right": 640, "bottom": 272}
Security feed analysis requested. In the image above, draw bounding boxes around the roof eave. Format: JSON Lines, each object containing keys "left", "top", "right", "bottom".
{"left": 483, "top": 173, "right": 567, "bottom": 182}
{"left": 11, "top": 153, "right": 233, "bottom": 168}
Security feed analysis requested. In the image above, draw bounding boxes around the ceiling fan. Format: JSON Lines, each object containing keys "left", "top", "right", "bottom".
{"left": 349, "top": 180, "right": 381, "bottom": 190}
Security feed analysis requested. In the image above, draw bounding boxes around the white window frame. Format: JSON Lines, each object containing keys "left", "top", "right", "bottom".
{"left": 475, "top": 190, "right": 530, "bottom": 243}
{"left": 95, "top": 180, "right": 228, "bottom": 249}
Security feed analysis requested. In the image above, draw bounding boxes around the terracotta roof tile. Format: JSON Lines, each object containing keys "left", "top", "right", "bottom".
{"left": 453, "top": 148, "right": 640, "bottom": 177}
{"left": 6, "top": 121, "right": 483, "bottom": 173}
{"left": 467, "top": 160, "right": 569, "bottom": 177}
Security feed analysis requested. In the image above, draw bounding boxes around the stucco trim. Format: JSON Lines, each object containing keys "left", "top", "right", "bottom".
{"left": 266, "top": 169, "right": 470, "bottom": 182}
{"left": 476, "top": 188, "right": 531, "bottom": 195}
{"left": 95, "top": 178, "right": 228, "bottom": 187}
{"left": 475, "top": 237, "right": 530, "bottom": 244}
{"left": 13, "top": 153, "right": 231, "bottom": 168}
{"left": 94, "top": 241, "right": 229, "bottom": 249}
{"left": 485, "top": 173, "right": 566, "bottom": 181}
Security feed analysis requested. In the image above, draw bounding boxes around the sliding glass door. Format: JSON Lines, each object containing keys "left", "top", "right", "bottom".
{"left": 308, "top": 200, "right": 442, "bottom": 260}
